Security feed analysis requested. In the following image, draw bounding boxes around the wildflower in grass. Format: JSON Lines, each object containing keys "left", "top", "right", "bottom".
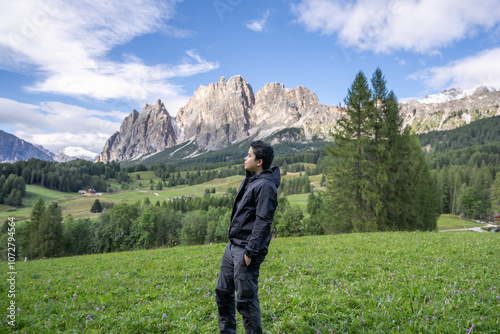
{"left": 162, "top": 313, "right": 166, "bottom": 319}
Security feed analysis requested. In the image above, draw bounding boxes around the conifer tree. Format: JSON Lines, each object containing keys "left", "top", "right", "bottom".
{"left": 90, "top": 199, "right": 103, "bottom": 213}
{"left": 322, "top": 69, "right": 438, "bottom": 233}
{"left": 491, "top": 175, "right": 500, "bottom": 214}
{"left": 322, "top": 71, "right": 378, "bottom": 233}
{"left": 36, "top": 203, "right": 63, "bottom": 257}
{"left": 22, "top": 198, "right": 46, "bottom": 258}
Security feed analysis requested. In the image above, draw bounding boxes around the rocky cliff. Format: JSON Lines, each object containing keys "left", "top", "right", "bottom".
{"left": 96, "top": 76, "right": 500, "bottom": 164}
{"left": 96, "top": 76, "right": 342, "bottom": 163}
{"left": 401, "top": 89, "right": 500, "bottom": 132}
{"left": 251, "top": 82, "right": 342, "bottom": 139}
{"left": 96, "top": 99, "right": 179, "bottom": 163}
{"left": 175, "top": 76, "right": 254, "bottom": 150}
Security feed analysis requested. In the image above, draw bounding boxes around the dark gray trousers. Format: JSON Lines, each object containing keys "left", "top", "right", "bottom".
{"left": 215, "top": 243, "right": 263, "bottom": 334}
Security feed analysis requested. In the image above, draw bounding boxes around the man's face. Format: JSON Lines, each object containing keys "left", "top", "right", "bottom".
{"left": 244, "top": 147, "right": 262, "bottom": 173}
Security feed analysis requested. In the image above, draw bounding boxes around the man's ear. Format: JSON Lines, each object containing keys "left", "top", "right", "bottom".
{"left": 257, "top": 159, "right": 263, "bottom": 167}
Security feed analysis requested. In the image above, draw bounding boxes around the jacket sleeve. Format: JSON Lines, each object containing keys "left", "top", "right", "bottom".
{"left": 244, "top": 180, "right": 277, "bottom": 258}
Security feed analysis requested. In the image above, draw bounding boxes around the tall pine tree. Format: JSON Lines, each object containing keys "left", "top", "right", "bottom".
{"left": 36, "top": 203, "right": 64, "bottom": 258}
{"left": 321, "top": 71, "right": 379, "bottom": 233}
{"left": 322, "top": 68, "right": 438, "bottom": 233}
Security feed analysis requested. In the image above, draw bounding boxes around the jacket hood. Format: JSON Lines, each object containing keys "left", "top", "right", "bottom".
{"left": 247, "top": 166, "right": 281, "bottom": 189}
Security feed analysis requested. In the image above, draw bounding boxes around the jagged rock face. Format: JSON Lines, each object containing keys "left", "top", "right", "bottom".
{"left": 175, "top": 76, "right": 254, "bottom": 150}
{"left": 401, "top": 91, "right": 500, "bottom": 132}
{"left": 95, "top": 100, "right": 178, "bottom": 162}
{"left": 252, "top": 83, "right": 342, "bottom": 138}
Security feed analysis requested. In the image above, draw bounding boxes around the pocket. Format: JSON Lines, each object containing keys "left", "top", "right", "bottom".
{"left": 238, "top": 272, "right": 256, "bottom": 299}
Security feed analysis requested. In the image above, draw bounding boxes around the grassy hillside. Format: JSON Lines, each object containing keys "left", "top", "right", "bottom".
{"left": 437, "top": 214, "right": 486, "bottom": 230}
{"left": 3, "top": 232, "right": 498, "bottom": 333}
{"left": 0, "top": 185, "right": 82, "bottom": 221}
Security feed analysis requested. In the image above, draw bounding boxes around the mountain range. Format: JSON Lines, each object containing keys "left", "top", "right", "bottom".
{"left": 96, "top": 75, "right": 500, "bottom": 164}
{"left": 0, "top": 130, "right": 98, "bottom": 163}
{"left": 2, "top": 76, "right": 499, "bottom": 165}
{"left": 95, "top": 75, "right": 343, "bottom": 163}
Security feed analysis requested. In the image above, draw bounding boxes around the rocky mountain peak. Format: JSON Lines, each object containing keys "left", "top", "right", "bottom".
{"left": 95, "top": 99, "right": 178, "bottom": 163}
{"left": 54, "top": 146, "right": 98, "bottom": 162}
{"left": 175, "top": 75, "right": 255, "bottom": 150}
{"left": 251, "top": 83, "right": 339, "bottom": 139}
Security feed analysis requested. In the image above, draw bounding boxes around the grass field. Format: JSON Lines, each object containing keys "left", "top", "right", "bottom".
{"left": 0, "top": 175, "right": 246, "bottom": 222}
{"left": 437, "top": 214, "right": 484, "bottom": 230}
{"left": 0, "top": 186, "right": 81, "bottom": 221}
{"left": 286, "top": 193, "right": 309, "bottom": 216}
{"left": 2, "top": 231, "right": 498, "bottom": 333}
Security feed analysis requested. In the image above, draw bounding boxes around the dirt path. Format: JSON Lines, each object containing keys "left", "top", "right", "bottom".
{"left": 439, "top": 224, "right": 496, "bottom": 233}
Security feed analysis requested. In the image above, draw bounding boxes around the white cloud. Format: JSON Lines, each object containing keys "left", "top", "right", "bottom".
{"left": 0, "top": 97, "right": 128, "bottom": 153}
{"left": 408, "top": 48, "right": 500, "bottom": 91}
{"left": 291, "top": 0, "right": 500, "bottom": 54}
{"left": 0, "top": 0, "right": 218, "bottom": 111}
{"left": 246, "top": 9, "right": 271, "bottom": 32}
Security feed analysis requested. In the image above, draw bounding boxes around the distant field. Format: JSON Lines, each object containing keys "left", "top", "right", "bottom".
{"left": 286, "top": 193, "right": 309, "bottom": 216}
{"left": 0, "top": 175, "right": 247, "bottom": 221}
{"left": 437, "top": 214, "right": 484, "bottom": 230}
{"left": 0, "top": 185, "right": 81, "bottom": 221}
{"left": 3, "top": 232, "right": 498, "bottom": 333}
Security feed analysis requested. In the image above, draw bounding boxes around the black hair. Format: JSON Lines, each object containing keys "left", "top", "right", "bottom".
{"left": 250, "top": 140, "right": 274, "bottom": 170}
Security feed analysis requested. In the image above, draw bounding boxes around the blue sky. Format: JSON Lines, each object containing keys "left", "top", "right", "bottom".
{"left": 1, "top": 0, "right": 500, "bottom": 154}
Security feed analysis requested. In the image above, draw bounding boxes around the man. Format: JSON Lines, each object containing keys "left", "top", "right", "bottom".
{"left": 215, "top": 140, "right": 281, "bottom": 334}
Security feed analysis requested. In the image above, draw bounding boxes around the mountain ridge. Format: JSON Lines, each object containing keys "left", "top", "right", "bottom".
{"left": 96, "top": 75, "right": 500, "bottom": 164}
{"left": 54, "top": 146, "right": 99, "bottom": 162}
{"left": 0, "top": 130, "right": 55, "bottom": 163}
{"left": 96, "top": 75, "right": 342, "bottom": 163}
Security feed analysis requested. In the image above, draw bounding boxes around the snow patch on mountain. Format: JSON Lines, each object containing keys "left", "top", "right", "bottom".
{"left": 419, "top": 85, "right": 498, "bottom": 104}
{"left": 54, "top": 146, "right": 99, "bottom": 162}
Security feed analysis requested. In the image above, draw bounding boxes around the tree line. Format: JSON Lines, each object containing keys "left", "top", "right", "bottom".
{"left": 278, "top": 175, "right": 311, "bottom": 196}
{"left": 0, "top": 193, "right": 321, "bottom": 259}
{"left": 433, "top": 164, "right": 498, "bottom": 219}
{"left": 0, "top": 159, "right": 121, "bottom": 196}
{"left": 0, "top": 174, "right": 26, "bottom": 206}
{"left": 418, "top": 115, "right": 500, "bottom": 153}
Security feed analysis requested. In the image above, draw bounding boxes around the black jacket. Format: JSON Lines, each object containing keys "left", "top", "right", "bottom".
{"left": 228, "top": 167, "right": 281, "bottom": 258}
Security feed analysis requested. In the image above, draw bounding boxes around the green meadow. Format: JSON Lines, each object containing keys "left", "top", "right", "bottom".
{"left": 2, "top": 231, "right": 498, "bottom": 333}
{"left": 437, "top": 215, "right": 486, "bottom": 231}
